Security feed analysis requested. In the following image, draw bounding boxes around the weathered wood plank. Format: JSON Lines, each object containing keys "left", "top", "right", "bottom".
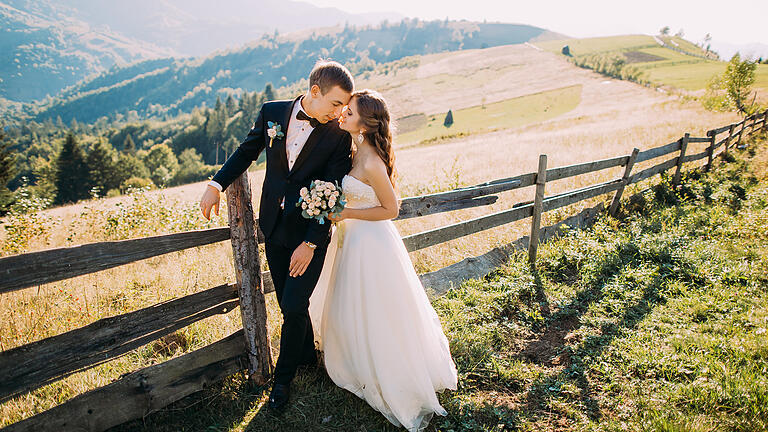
{"left": 630, "top": 157, "right": 679, "bottom": 184}
{"left": 710, "top": 124, "right": 732, "bottom": 135}
{"left": 3, "top": 331, "right": 246, "bottom": 432}
{"left": 546, "top": 155, "right": 628, "bottom": 182}
{"left": 0, "top": 283, "right": 238, "bottom": 403}
{"left": 542, "top": 179, "right": 624, "bottom": 213}
{"left": 609, "top": 148, "right": 640, "bottom": 215}
{"left": 724, "top": 124, "right": 735, "bottom": 156}
{"left": 748, "top": 115, "right": 759, "bottom": 136}
{"left": 528, "top": 155, "right": 547, "bottom": 263}
{"left": 402, "top": 204, "right": 534, "bottom": 252}
{"left": 706, "top": 130, "right": 716, "bottom": 171}
{"left": 714, "top": 136, "right": 729, "bottom": 149}
{"left": 419, "top": 203, "right": 605, "bottom": 298}
{"left": 400, "top": 196, "right": 499, "bottom": 219}
{"left": 737, "top": 118, "right": 746, "bottom": 144}
{"left": 673, "top": 134, "right": 689, "bottom": 186}
{"left": 683, "top": 150, "right": 709, "bottom": 163}
{"left": 464, "top": 172, "right": 538, "bottom": 189}
{"left": 225, "top": 173, "right": 272, "bottom": 385}
{"left": 262, "top": 270, "right": 274, "bottom": 294}
{"left": 763, "top": 110, "right": 768, "bottom": 132}
{"left": 0, "top": 228, "right": 231, "bottom": 295}
{"left": 635, "top": 140, "right": 681, "bottom": 163}
{"left": 687, "top": 137, "right": 712, "bottom": 143}
{"left": 396, "top": 179, "right": 522, "bottom": 220}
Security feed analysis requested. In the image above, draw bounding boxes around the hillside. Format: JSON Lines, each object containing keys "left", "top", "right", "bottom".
{"left": 8, "top": 41, "right": 743, "bottom": 266}
{"left": 0, "top": 0, "right": 404, "bottom": 104}
{"left": 28, "top": 20, "right": 564, "bottom": 124}
{"left": 36, "top": 0, "right": 404, "bottom": 57}
{"left": 535, "top": 34, "right": 768, "bottom": 94}
{"left": 0, "top": 1, "right": 176, "bottom": 103}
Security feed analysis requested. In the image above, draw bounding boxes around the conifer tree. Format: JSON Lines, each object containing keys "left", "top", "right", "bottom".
{"left": 444, "top": 109, "right": 454, "bottom": 127}
{"left": 87, "top": 139, "right": 119, "bottom": 194}
{"left": 55, "top": 133, "right": 89, "bottom": 204}
{"left": 123, "top": 135, "right": 136, "bottom": 153}
{"left": 0, "top": 131, "right": 17, "bottom": 214}
{"left": 264, "top": 83, "right": 276, "bottom": 101}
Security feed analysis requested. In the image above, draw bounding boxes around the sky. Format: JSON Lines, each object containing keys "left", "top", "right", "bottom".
{"left": 309, "top": 0, "right": 767, "bottom": 48}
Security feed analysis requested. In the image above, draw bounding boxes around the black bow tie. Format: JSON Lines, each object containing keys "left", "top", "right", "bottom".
{"left": 296, "top": 110, "right": 319, "bottom": 128}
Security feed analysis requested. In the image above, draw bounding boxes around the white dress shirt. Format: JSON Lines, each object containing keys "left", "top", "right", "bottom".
{"left": 208, "top": 97, "right": 316, "bottom": 209}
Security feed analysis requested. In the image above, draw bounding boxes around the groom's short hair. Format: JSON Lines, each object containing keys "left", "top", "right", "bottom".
{"left": 309, "top": 60, "right": 354, "bottom": 95}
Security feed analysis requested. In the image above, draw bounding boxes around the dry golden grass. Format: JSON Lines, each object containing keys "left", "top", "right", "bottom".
{"left": 0, "top": 43, "right": 745, "bottom": 427}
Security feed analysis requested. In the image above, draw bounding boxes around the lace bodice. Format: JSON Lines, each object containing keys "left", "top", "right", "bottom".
{"left": 342, "top": 174, "right": 380, "bottom": 209}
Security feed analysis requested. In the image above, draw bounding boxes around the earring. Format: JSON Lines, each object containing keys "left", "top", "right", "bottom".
{"left": 357, "top": 131, "right": 364, "bottom": 144}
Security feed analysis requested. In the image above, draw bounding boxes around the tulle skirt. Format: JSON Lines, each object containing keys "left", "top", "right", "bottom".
{"left": 309, "top": 218, "right": 458, "bottom": 431}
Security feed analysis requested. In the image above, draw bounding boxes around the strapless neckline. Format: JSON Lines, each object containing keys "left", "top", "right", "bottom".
{"left": 344, "top": 174, "right": 373, "bottom": 190}
{"left": 342, "top": 174, "right": 380, "bottom": 209}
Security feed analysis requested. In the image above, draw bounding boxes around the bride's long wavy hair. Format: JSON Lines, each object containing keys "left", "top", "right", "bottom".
{"left": 352, "top": 89, "right": 399, "bottom": 195}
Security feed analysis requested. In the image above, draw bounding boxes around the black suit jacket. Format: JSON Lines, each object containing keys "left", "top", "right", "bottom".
{"left": 212, "top": 96, "right": 352, "bottom": 249}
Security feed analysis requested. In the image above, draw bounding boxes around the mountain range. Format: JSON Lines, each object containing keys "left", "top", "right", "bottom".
{"left": 1, "top": 0, "right": 403, "bottom": 103}
{"left": 26, "top": 20, "right": 564, "bottom": 124}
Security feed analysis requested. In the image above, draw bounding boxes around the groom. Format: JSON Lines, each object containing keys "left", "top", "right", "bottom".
{"left": 199, "top": 60, "right": 354, "bottom": 412}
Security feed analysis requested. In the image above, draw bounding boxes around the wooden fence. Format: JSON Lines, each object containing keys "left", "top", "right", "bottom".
{"left": 1, "top": 108, "right": 766, "bottom": 431}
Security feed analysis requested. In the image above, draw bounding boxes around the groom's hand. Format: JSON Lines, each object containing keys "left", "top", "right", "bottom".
{"left": 200, "top": 185, "right": 220, "bottom": 220}
{"left": 289, "top": 243, "right": 314, "bottom": 277}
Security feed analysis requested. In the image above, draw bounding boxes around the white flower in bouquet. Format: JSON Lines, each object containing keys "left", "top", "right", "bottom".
{"left": 296, "top": 179, "right": 346, "bottom": 225}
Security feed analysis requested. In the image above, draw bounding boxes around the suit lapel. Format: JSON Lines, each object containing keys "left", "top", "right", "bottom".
{"left": 288, "top": 122, "right": 330, "bottom": 177}
{"left": 276, "top": 96, "right": 301, "bottom": 175}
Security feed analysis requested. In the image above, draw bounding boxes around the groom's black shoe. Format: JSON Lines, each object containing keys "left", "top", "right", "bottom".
{"left": 268, "top": 382, "right": 291, "bottom": 412}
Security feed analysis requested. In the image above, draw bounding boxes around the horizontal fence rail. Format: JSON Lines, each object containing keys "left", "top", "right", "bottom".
{"left": 635, "top": 139, "right": 681, "bottom": 163}
{"left": 1, "top": 108, "right": 766, "bottom": 431}
{"left": 403, "top": 204, "right": 534, "bottom": 252}
{"left": 0, "top": 227, "right": 232, "bottom": 295}
{"left": 3, "top": 330, "right": 247, "bottom": 432}
{"left": 0, "top": 283, "right": 239, "bottom": 403}
{"left": 546, "top": 155, "right": 629, "bottom": 182}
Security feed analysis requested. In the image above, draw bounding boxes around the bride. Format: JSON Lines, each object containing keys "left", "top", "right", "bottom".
{"left": 308, "top": 89, "right": 458, "bottom": 431}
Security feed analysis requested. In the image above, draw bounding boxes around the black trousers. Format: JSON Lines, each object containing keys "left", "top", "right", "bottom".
{"left": 264, "top": 212, "right": 329, "bottom": 385}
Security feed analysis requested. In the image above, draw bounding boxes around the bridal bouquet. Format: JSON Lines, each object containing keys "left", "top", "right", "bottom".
{"left": 297, "top": 180, "right": 346, "bottom": 225}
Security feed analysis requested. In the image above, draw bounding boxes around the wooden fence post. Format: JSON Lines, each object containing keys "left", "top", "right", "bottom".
{"left": 609, "top": 148, "right": 639, "bottom": 216}
{"left": 528, "top": 154, "right": 547, "bottom": 264}
{"left": 226, "top": 172, "right": 272, "bottom": 385}
{"left": 705, "top": 130, "right": 716, "bottom": 171}
{"left": 737, "top": 118, "right": 745, "bottom": 146}
{"left": 763, "top": 109, "right": 768, "bottom": 132}
{"left": 673, "top": 134, "right": 688, "bottom": 186}
{"left": 725, "top": 124, "right": 735, "bottom": 156}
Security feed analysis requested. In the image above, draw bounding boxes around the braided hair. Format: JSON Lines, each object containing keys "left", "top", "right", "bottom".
{"left": 352, "top": 89, "right": 398, "bottom": 193}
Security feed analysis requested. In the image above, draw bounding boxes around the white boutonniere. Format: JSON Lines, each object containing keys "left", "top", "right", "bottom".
{"left": 267, "top": 121, "right": 284, "bottom": 147}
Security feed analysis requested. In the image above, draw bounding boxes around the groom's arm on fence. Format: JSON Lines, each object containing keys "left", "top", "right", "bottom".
{"left": 304, "top": 133, "right": 353, "bottom": 248}
{"left": 210, "top": 109, "right": 267, "bottom": 192}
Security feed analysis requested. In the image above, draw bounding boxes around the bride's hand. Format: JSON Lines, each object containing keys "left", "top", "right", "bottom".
{"left": 328, "top": 209, "right": 346, "bottom": 223}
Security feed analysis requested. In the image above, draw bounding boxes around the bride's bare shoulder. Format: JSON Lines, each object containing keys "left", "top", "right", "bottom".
{"left": 362, "top": 153, "right": 387, "bottom": 175}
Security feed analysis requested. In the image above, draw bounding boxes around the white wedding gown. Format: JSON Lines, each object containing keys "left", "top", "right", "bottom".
{"left": 308, "top": 174, "right": 458, "bottom": 431}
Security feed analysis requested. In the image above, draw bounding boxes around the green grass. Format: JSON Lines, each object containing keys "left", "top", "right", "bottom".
{"left": 535, "top": 35, "right": 768, "bottom": 92}
{"left": 107, "top": 132, "right": 768, "bottom": 431}
{"left": 660, "top": 35, "right": 713, "bottom": 57}
{"left": 535, "top": 35, "right": 659, "bottom": 56}
{"left": 395, "top": 85, "right": 582, "bottom": 147}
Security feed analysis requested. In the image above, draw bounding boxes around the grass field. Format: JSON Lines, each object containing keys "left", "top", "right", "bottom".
{"left": 535, "top": 34, "right": 768, "bottom": 93}
{"left": 395, "top": 85, "right": 582, "bottom": 147}
{"left": 96, "top": 131, "right": 768, "bottom": 431}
